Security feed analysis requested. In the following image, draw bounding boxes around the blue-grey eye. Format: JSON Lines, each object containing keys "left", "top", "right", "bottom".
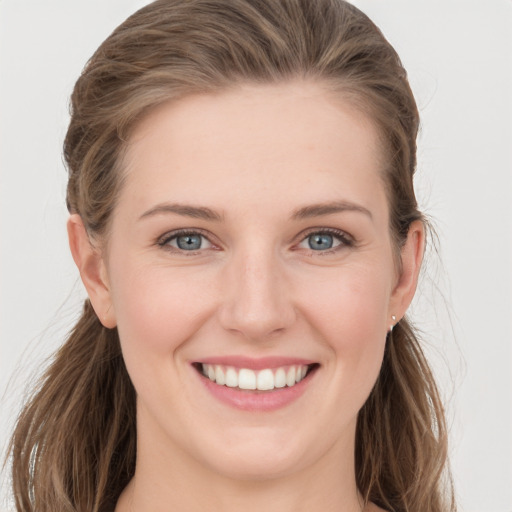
{"left": 176, "top": 234, "right": 203, "bottom": 250}
{"left": 308, "top": 233, "right": 334, "bottom": 250}
{"left": 159, "top": 231, "right": 214, "bottom": 252}
{"left": 297, "top": 230, "right": 350, "bottom": 253}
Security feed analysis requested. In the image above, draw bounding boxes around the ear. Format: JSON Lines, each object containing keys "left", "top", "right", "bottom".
{"left": 388, "top": 220, "right": 425, "bottom": 324}
{"left": 67, "top": 214, "right": 117, "bottom": 328}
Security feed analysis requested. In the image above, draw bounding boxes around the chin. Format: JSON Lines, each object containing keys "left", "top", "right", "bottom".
{"left": 189, "top": 421, "right": 335, "bottom": 483}
{"left": 200, "top": 444, "right": 306, "bottom": 482}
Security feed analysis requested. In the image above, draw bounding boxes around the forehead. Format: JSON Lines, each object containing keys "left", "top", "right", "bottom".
{"left": 119, "top": 81, "right": 388, "bottom": 220}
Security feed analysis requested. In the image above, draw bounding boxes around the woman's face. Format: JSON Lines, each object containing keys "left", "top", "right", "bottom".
{"left": 91, "top": 82, "right": 420, "bottom": 480}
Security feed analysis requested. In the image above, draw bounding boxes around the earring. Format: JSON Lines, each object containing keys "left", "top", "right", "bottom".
{"left": 389, "top": 315, "right": 397, "bottom": 332}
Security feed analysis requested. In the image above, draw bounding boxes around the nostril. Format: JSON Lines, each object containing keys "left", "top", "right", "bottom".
{"left": 217, "top": 262, "right": 296, "bottom": 339}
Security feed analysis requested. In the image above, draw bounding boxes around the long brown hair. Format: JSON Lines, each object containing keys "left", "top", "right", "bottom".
{"left": 8, "top": 1, "right": 455, "bottom": 511}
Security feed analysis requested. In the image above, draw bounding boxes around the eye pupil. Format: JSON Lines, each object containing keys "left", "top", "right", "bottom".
{"left": 177, "top": 234, "right": 202, "bottom": 250}
{"left": 308, "top": 234, "right": 333, "bottom": 250}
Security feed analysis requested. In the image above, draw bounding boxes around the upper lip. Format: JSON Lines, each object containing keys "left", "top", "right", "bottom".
{"left": 192, "top": 356, "right": 316, "bottom": 370}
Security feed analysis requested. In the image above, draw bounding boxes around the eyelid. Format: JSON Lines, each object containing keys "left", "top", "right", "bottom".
{"left": 157, "top": 228, "right": 217, "bottom": 251}
{"left": 155, "top": 226, "right": 354, "bottom": 253}
{"left": 294, "top": 227, "right": 355, "bottom": 252}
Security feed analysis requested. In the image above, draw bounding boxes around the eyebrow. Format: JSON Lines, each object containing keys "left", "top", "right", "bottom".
{"left": 138, "top": 203, "right": 223, "bottom": 222}
{"left": 138, "top": 200, "right": 372, "bottom": 223}
{"left": 291, "top": 201, "right": 373, "bottom": 221}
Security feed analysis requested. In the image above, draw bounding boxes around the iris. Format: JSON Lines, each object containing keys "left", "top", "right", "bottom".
{"left": 176, "top": 234, "right": 203, "bottom": 250}
{"left": 308, "top": 233, "right": 333, "bottom": 250}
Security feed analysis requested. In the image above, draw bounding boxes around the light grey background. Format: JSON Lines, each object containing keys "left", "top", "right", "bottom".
{"left": 1, "top": 1, "right": 511, "bottom": 511}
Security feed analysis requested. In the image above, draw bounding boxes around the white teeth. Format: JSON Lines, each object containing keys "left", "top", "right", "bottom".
{"left": 215, "top": 366, "right": 226, "bottom": 385}
{"left": 274, "top": 367, "right": 286, "bottom": 388}
{"left": 225, "top": 367, "right": 238, "bottom": 388}
{"left": 257, "top": 369, "right": 274, "bottom": 391}
{"left": 286, "top": 366, "right": 296, "bottom": 387}
{"left": 238, "top": 369, "right": 256, "bottom": 390}
{"left": 201, "top": 363, "right": 310, "bottom": 391}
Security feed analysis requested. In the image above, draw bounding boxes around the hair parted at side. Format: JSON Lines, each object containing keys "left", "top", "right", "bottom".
{"left": 8, "top": 1, "right": 455, "bottom": 511}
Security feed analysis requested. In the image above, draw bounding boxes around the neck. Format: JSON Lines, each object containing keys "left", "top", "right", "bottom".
{"left": 118, "top": 466, "right": 365, "bottom": 512}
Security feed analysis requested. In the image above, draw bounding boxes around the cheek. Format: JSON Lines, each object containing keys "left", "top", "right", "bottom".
{"left": 109, "top": 261, "right": 217, "bottom": 355}
{"left": 298, "top": 262, "right": 391, "bottom": 383}
{"left": 303, "top": 263, "right": 391, "bottom": 338}
{"left": 300, "top": 266, "right": 390, "bottom": 426}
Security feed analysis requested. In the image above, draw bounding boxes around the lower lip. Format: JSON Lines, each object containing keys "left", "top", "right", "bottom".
{"left": 197, "top": 370, "right": 315, "bottom": 412}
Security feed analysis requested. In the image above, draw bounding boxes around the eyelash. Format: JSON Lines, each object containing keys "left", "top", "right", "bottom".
{"left": 298, "top": 227, "right": 354, "bottom": 255}
{"left": 157, "top": 229, "right": 214, "bottom": 254}
{"left": 156, "top": 227, "right": 354, "bottom": 255}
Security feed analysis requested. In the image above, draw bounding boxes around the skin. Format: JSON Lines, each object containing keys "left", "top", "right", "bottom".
{"left": 68, "top": 81, "right": 424, "bottom": 512}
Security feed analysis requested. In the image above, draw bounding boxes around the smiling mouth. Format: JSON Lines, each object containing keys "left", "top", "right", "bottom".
{"left": 193, "top": 363, "right": 318, "bottom": 392}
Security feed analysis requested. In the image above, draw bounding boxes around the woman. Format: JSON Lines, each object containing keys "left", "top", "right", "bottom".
{"left": 8, "top": 1, "right": 455, "bottom": 511}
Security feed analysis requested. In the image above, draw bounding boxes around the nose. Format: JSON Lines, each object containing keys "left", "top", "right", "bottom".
{"left": 218, "top": 247, "right": 296, "bottom": 340}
